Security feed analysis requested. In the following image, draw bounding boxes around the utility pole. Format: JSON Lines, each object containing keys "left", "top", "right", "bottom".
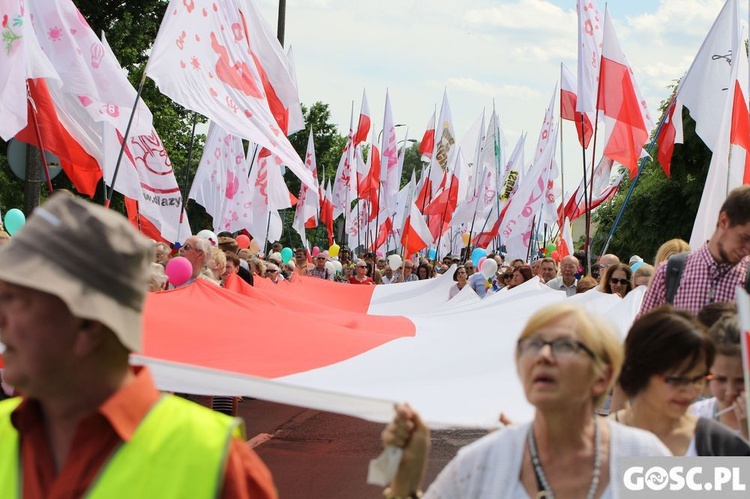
{"left": 277, "top": 0, "right": 286, "bottom": 47}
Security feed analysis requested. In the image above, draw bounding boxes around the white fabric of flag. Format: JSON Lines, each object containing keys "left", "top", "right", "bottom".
{"left": 576, "top": 0, "right": 603, "bottom": 114}
{"left": 501, "top": 124, "right": 559, "bottom": 260}
{"left": 428, "top": 90, "right": 456, "bottom": 195}
{"left": 146, "top": 0, "right": 314, "bottom": 189}
{"left": 532, "top": 86, "right": 557, "bottom": 167}
{"left": 0, "top": 0, "right": 57, "bottom": 140}
{"left": 381, "top": 90, "right": 400, "bottom": 211}
{"left": 676, "top": 0, "right": 739, "bottom": 153}
{"left": 24, "top": 0, "right": 152, "bottom": 166}
{"left": 690, "top": 24, "right": 746, "bottom": 247}
{"left": 292, "top": 128, "right": 319, "bottom": 248}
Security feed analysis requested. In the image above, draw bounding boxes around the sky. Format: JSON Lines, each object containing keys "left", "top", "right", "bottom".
{"left": 252, "top": 0, "right": 747, "bottom": 191}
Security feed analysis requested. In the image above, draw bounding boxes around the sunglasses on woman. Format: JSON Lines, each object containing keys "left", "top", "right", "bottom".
{"left": 609, "top": 277, "right": 629, "bottom": 285}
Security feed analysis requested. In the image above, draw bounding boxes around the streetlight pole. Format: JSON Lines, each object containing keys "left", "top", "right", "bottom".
{"left": 377, "top": 124, "right": 406, "bottom": 144}
{"left": 277, "top": 0, "right": 286, "bottom": 47}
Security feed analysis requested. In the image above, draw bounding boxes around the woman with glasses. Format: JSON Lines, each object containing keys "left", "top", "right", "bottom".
{"left": 599, "top": 263, "right": 633, "bottom": 297}
{"left": 613, "top": 306, "right": 749, "bottom": 456}
{"left": 380, "top": 303, "right": 669, "bottom": 498}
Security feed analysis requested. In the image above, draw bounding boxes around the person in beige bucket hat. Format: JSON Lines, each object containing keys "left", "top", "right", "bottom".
{"left": 0, "top": 194, "right": 276, "bottom": 498}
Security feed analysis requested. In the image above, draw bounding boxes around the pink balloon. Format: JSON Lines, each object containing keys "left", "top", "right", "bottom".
{"left": 236, "top": 234, "right": 251, "bottom": 249}
{"left": 477, "top": 256, "right": 487, "bottom": 270}
{"left": 165, "top": 256, "right": 193, "bottom": 287}
{"left": 376, "top": 250, "right": 383, "bottom": 258}
{"left": 312, "top": 246, "right": 320, "bottom": 257}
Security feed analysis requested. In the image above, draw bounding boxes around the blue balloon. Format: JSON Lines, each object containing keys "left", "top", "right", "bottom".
{"left": 428, "top": 248, "right": 436, "bottom": 260}
{"left": 4, "top": 208, "right": 25, "bottom": 236}
{"left": 471, "top": 247, "right": 487, "bottom": 267}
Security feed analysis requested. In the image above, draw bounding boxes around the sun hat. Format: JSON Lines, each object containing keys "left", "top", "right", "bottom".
{"left": 0, "top": 193, "right": 152, "bottom": 351}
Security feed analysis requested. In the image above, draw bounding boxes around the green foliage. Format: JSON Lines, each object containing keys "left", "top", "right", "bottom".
{"left": 593, "top": 103, "right": 710, "bottom": 262}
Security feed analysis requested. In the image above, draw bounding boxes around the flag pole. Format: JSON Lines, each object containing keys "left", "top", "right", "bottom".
{"left": 105, "top": 70, "right": 148, "bottom": 208}
{"left": 600, "top": 95, "right": 675, "bottom": 256}
{"left": 174, "top": 112, "right": 199, "bottom": 243}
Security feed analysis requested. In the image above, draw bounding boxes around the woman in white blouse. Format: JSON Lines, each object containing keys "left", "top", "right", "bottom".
{"left": 381, "top": 303, "right": 669, "bottom": 498}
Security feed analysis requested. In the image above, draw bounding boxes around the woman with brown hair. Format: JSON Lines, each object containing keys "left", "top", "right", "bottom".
{"left": 613, "top": 306, "right": 749, "bottom": 456}
{"left": 599, "top": 263, "right": 634, "bottom": 297}
{"left": 507, "top": 265, "right": 533, "bottom": 289}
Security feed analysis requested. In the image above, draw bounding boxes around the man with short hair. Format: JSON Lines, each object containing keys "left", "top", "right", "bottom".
{"left": 339, "top": 246, "right": 352, "bottom": 267}
{"left": 154, "top": 242, "right": 170, "bottom": 265}
{"left": 540, "top": 258, "right": 558, "bottom": 283}
{"left": 178, "top": 235, "right": 212, "bottom": 287}
{"left": 598, "top": 253, "right": 620, "bottom": 269}
{"left": 639, "top": 185, "right": 750, "bottom": 316}
{"left": 531, "top": 258, "right": 542, "bottom": 278}
{"left": 546, "top": 255, "right": 578, "bottom": 296}
{"left": 308, "top": 253, "right": 334, "bottom": 280}
{"left": 0, "top": 194, "right": 276, "bottom": 498}
{"left": 294, "top": 248, "right": 309, "bottom": 275}
{"left": 402, "top": 260, "right": 418, "bottom": 282}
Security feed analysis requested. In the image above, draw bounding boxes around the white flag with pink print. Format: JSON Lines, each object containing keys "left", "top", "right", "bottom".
{"left": 381, "top": 90, "right": 400, "bottom": 212}
{"left": 428, "top": 90, "right": 456, "bottom": 195}
{"left": 244, "top": 147, "right": 290, "bottom": 246}
{"left": 532, "top": 86, "right": 557, "bottom": 167}
{"left": 27, "top": 0, "right": 153, "bottom": 137}
{"left": 501, "top": 123, "right": 559, "bottom": 260}
{"left": 0, "top": 0, "right": 58, "bottom": 140}
{"left": 190, "top": 122, "right": 244, "bottom": 233}
{"left": 146, "top": 0, "right": 314, "bottom": 190}
{"left": 576, "top": 0, "right": 603, "bottom": 114}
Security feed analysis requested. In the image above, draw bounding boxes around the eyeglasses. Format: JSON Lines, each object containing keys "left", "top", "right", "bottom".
{"left": 609, "top": 278, "right": 629, "bottom": 285}
{"left": 659, "top": 372, "right": 710, "bottom": 389}
{"left": 182, "top": 244, "right": 195, "bottom": 252}
{"left": 266, "top": 269, "right": 278, "bottom": 273}
{"left": 316, "top": 257, "right": 326, "bottom": 261}
{"left": 517, "top": 337, "right": 595, "bottom": 358}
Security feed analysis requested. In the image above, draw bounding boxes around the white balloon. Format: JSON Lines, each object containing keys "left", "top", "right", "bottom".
{"left": 387, "top": 254, "right": 403, "bottom": 271}
{"left": 196, "top": 229, "right": 218, "bottom": 246}
{"left": 481, "top": 258, "right": 498, "bottom": 280}
{"left": 325, "top": 261, "right": 335, "bottom": 275}
{"left": 332, "top": 260, "right": 342, "bottom": 273}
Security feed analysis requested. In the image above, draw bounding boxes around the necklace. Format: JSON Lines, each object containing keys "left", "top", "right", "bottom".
{"left": 527, "top": 417, "right": 601, "bottom": 499}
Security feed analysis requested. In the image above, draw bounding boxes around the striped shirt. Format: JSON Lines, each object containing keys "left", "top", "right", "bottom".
{"left": 639, "top": 244, "right": 749, "bottom": 317}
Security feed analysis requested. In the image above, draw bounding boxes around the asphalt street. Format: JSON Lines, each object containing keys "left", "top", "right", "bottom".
{"left": 239, "top": 399, "right": 489, "bottom": 498}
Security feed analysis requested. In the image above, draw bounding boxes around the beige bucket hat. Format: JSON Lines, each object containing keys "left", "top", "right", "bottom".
{"left": 0, "top": 193, "right": 152, "bottom": 351}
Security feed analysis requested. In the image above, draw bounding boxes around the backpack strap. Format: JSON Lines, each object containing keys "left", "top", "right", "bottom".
{"left": 665, "top": 252, "right": 689, "bottom": 305}
{"left": 745, "top": 263, "right": 750, "bottom": 294}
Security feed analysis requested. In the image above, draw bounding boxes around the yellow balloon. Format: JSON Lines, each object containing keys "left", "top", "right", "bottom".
{"left": 461, "top": 232, "right": 470, "bottom": 246}
{"left": 329, "top": 243, "right": 340, "bottom": 258}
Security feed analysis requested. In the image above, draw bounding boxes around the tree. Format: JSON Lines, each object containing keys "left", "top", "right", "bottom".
{"left": 592, "top": 99, "right": 711, "bottom": 262}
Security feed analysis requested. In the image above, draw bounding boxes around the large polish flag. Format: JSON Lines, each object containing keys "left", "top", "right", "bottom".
{"left": 111, "top": 273, "right": 646, "bottom": 429}
{"left": 146, "top": 0, "right": 314, "bottom": 190}
{"left": 597, "top": 11, "right": 652, "bottom": 178}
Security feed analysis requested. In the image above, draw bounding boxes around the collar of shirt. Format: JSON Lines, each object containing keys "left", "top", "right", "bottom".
{"left": 11, "top": 367, "right": 160, "bottom": 443}
{"left": 697, "top": 244, "right": 735, "bottom": 280}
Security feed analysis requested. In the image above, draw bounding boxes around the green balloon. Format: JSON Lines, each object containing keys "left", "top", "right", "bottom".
{"left": 280, "top": 247, "right": 294, "bottom": 263}
{"left": 4, "top": 208, "right": 25, "bottom": 236}
{"left": 545, "top": 243, "right": 557, "bottom": 253}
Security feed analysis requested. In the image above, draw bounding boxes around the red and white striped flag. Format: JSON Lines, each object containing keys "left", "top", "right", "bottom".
{"left": 418, "top": 110, "right": 436, "bottom": 163}
{"left": 353, "top": 89, "right": 371, "bottom": 147}
{"left": 560, "top": 63, "right": 593, "bottom": 149}
{"left": 597, "top": 11, "right": 652, "bottom": 178}
{"left": 401, "top": 201, "right": 433, "bottom": 256}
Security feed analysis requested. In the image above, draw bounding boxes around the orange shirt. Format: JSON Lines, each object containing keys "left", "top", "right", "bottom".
{"left": 10, "top": 368, "right": 277, "bottom": 499}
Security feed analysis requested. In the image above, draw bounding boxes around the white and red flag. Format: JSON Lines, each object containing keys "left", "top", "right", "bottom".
{"left": 560, "top": 63, "right": 593, "bottom": 149}
{"left": 320, "top": 180, "right": 335, "bottom": 246}
{"left": 353, "top": 89, "right": 371, "bottom": 147}
{"left": 558, "top": 157, "right": 620, "bottom": 223}
{"left": 597, "top": 11, "right": 652, "bottom": 178}
{"left": 146, "top": 0, "right": 314, "bottom": 189}
{"left": 675, "top": 0, "right": 739, "bottom": 154}
{"left": 332, "top": 107, "right": 356, "bottom": 218}
{"left": 576, "top": 0, "right": 603, "bottom": 114}
{"left": 293, "top": 128, "right": 320, "bottom": 248}
{"left": 418, "top": 110, "right": 436, "bottom": 163}
{"left": 401, "top": 201, "right": 433, "bottom": 256}
{"left": 656, "top": 97, "right": 683, "bottom": 178}
{"left": 690, "top": 24, "right": 748, "bottom": 248}
{"left": 0, "top": 0, "right": 57, "bottom": 140}
{"left": 557, "top": 217, "right": 575, "bottom": 258}
{"left": 533, "top": 86, "right": 557, "bottom": 166}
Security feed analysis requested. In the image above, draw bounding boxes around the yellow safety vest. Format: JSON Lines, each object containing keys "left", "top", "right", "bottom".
{"left": 0, "top": 395, "right": 243, "bottom": 498}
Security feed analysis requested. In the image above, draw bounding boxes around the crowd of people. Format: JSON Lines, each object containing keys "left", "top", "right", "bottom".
{"left": 1, "top": 185, "right": 749, "bottom": 498}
